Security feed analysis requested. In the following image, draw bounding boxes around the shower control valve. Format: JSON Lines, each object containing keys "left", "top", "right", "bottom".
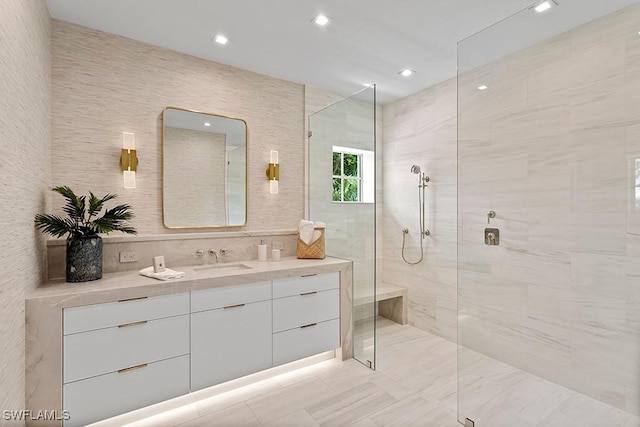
{"left": 487, "top": 211, "right": 496, "bottom": 224}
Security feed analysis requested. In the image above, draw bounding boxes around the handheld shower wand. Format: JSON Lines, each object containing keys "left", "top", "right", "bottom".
{"left": 402, "top": 165, "right": 430, "bottom": 265}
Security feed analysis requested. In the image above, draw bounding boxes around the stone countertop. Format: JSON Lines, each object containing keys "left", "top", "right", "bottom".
{"left": 28, "top": 256, "right": 352, "bottom": 308}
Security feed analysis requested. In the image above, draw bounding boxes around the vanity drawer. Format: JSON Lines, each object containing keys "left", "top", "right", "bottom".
{"left": 63, "top": 354, "right": 189, "bottom": 427}
{"left": 191, "top": 280, "right": 271, "bottom": 313}
{"left": 64, "top": 314, "right": 189, "bottom": 384}
{"left": 63, "top": 292, "right": 189, "bottom": 335}
{"left": 273, "top": 318, "right": 340, "bottom": 366}
{"left": 272, "top": 288, "right": 339, "bottom": 333}
{"left": 272, "top": 272, "right": 339, "bottom": 299}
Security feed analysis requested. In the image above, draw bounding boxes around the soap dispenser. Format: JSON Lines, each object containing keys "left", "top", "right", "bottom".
{"left": 258, "top": 239, "right": 268, "bottom": 262}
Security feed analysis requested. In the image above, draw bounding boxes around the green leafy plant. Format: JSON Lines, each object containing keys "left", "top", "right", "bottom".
{"left": 34, "top": 186, "right": 137, "bottom": 239}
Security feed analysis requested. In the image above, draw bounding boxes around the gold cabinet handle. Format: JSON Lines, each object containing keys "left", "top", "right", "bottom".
{"left": 118, "top": 296, "right": 148, "bottom": 303}
{"left": 301, "top": 274, "right": 317, "bottom": 277}
{"left": 118, "top": 320, "right": 147, "bottom": 328}
{"left": 117, "top": 363, "right": 147, "bottom": 374}
{"left": 223, "top": 303, "right": 246, "bottom": 309}
{"left": 300, "top": 323, "right": 317, "bottom": 329}
{"left": 300, "top": 291, "right": 317, "bottom": 296}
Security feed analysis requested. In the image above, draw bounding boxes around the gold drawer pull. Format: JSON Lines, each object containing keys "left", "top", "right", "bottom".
{"left": 223, "top": 303, "right": 246, "bottom": 309}
{"left": 118, "top": 296, "right": 148, "bottom": 303}
{"left": 300, "top": 291, "right": 317, "bottom": 296}
{"left": 300, "top": 323, "right": 317, "bottom": 329}
{"left": 118, "top": 320, "right": 147, "bottom": 328}
{"left": 117, "top": 363, "right": 148, "bottom": 374}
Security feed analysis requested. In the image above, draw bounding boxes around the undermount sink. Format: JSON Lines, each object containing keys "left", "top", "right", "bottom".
{"left": 193, "top": 263, "right": 253, "bottom": 272}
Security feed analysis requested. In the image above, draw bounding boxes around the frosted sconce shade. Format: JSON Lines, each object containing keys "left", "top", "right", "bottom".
{"left": 120, "top": 132, "right": 138, "bottom": 189}
{"left": 123, "top": 170, "right": 136, "bottom": 189}
{"left": 266, "top": 150, "right": 279, "bottom": 194}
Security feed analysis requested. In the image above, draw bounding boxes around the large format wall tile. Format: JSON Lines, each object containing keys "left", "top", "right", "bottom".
{"left": 455, "top": 2, "right": 640, "bottom": 417}
{"left": 382, "top": 78, "right": 458, "bottom": 342}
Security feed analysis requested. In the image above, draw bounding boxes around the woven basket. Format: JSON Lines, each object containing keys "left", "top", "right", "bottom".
{"left": 296, "top": 228, "right": 326, "bottom": 259}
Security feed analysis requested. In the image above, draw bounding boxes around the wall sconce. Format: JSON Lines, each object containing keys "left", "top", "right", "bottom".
{"left": 266, "top": 150, "right": 279, "bottom": 194}
{"left": 120, "top": 132, "right": 138, "bottom": 189}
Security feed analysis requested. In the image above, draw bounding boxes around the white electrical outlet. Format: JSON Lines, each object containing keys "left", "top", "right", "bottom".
{"left": 119, "top": 251, "right": 138, "bottom": 263}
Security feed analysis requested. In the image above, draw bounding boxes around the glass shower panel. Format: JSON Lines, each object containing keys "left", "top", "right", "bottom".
{"left": 309, "top": 86, "right": 376, "bottom": 368}
{"left": 458, "top": 2, "right": 640, "bottom": 426}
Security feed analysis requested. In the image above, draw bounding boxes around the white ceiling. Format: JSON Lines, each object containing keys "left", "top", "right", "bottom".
{"left": 46, "top": 0, "right": 639, "bottom": 104}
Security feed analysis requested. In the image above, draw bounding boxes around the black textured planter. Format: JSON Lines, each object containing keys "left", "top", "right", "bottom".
{"left": 66, "top": 236, "right": 103, "bottom": 282}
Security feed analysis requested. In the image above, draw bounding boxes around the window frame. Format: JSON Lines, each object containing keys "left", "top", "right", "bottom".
{"left": 332, "top": 150, "right": 362, "bottom": 203}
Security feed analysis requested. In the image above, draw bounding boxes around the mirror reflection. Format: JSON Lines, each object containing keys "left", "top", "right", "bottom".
{"left": 162, "top": 107, "right": 247, "bottom": 228}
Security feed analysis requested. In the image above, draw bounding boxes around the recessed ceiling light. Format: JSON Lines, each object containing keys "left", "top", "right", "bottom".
{"left": 204, "top": 122, "right": 211, "bottom": 127}
{"left": 314, "top": 14, "right": 330, "bottom": 26}
{"left": 362, "top": 83, "right": 373, "bottom": 87}
{"left": 399, "top": 69, "right": 415, "bottom": 77}
{"left": 478, "top": 85, "right": 488, "bottom": 91}
{"left": 214, "top": 34, "right": 228, "bottom": 45}
{"left": 534, "top": 1, "right": 554, "bottom": 13}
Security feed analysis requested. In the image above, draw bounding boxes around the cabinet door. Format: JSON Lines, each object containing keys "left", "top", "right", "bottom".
{"left": 191, "top": 300, "right": 272, "bottom": 391}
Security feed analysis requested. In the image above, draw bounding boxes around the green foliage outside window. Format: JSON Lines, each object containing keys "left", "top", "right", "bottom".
{"left": 332, "top": 151, "right": 361, "bottom": 202}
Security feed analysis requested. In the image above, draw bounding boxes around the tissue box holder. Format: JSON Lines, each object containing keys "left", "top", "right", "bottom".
{"left": 297, "top": 228, "right": 325, "bottom": 259}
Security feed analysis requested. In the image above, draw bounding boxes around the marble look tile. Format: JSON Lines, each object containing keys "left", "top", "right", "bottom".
{"left": 245, "top": 378, "right": 335, "bottom": 424}
{"left": 539, "top": 393, "right": 635, "bottom": 427}
{"left": 571, "top": 253, "right": 629, "bottom": 298}
{"left": 121, "top": 405, "right": 200, "bottom": 427}
{"left": 261, "top": 410, "right": 320, "bottom": 427}
{"left": 305, "top": 382, "right": 397, "bottom": 427}
{"left": 193, "top": 378, "right": 283, "bottom": 417}
{"left": 176, "top": 403, "right": 258, "bottom": 427}
{"left": 575, "top": 212, "right": 627, "bottom": 256}
{"left": 368, "top": 396, "right": 459, "bottom": 427}
{"left": 492, "top": 248, "right": 571, "bottom": 290}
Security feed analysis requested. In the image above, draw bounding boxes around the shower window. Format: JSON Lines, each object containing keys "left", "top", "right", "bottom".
{"left": 332, "top": 149, "right": 362, "bottom": 202}
{"left": 332, "top": 146, "right": 374, "bottom": 203}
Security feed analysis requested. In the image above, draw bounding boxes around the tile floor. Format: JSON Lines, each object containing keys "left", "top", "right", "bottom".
{"left": 107, "top": 318, "right": 640, "bottom": 427}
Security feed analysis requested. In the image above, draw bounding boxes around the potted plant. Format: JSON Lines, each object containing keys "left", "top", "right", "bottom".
{"left": 35, "top": 186, "right": 137, "bottom": 282}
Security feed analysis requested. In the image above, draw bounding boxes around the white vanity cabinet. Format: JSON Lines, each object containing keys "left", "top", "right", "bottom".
{"left": 62, "top": 293, "right": 190, "bottom": 427}
{"left": 26, "top": 259, "right": 351, "bottom": 427}
{"left": 190, "top": 281, "right": 273, "bottom": 391}
{"left": 272, "top": 272, "right": 340, "bottom": 366}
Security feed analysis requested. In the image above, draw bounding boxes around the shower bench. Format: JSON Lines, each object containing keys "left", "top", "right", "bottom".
{"left": 376, "top": 282, "right": 408, "bottom": 324}
{"left": 355, "top": 283, "right": 408, "bottom": 325}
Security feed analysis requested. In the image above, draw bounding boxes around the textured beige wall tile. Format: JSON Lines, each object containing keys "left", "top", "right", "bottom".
{"left": 0, "top": 0, "right": 51, "bottom": 415}
{"left": 52, "top": 20, "right": 304, "bottom": 236}
{"left": 48, "top": 20, "right": 308, "bottom": 278}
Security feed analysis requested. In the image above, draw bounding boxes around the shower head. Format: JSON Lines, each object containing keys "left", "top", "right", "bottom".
{"left": 411, "top": 165, "right": 421, "bottom": 174}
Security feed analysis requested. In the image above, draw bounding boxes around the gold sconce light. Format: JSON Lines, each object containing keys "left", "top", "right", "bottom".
{"left": 266, "top": 150, "right": 279, "bottom": 194}
{"left": 120, "top": 132, "right": 138, "bottom": 189}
